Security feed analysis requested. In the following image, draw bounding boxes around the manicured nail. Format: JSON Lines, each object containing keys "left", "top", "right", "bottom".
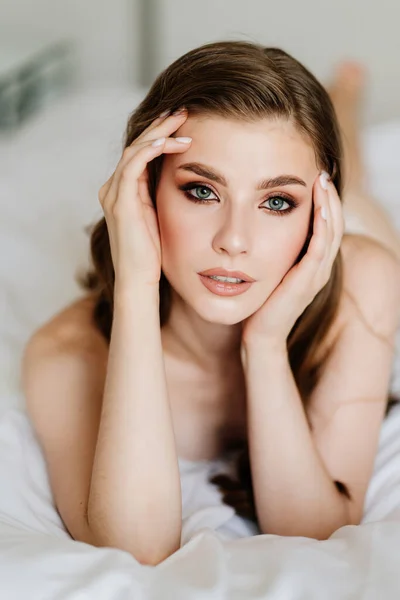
{"left": 159, "top": 110, "right": 170, "bottom": 118}
{"left": 175, "top": 137, "right": 192, "bottom": 143}
{"left": 320, "top": 171, "right": 330, "bottom": 190}
{"left": 152, "top": 137, "right": 166, "bottom": 147}
{"left": 321, "top": 206, "right": 327, "bottom": 220}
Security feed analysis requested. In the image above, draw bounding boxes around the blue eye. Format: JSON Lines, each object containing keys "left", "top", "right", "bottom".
{"left": 180, "top": 184, "right": 217, "bottom": 202}
{"left": 178, "top": 183, "right": 298, "bottom": 216}
{"left": 264, "top": 196, "right": 291, "bottom": 213}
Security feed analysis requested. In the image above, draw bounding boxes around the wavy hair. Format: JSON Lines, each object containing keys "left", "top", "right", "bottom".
{"left": 77, "top": 41, "right": 399, "bottom": 528}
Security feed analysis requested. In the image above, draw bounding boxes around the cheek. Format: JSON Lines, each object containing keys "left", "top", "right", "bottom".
{"left": 288, "top": 222, "right": 311, "bottom": 263}
{"left": 257, "top": 218, "right": 310, "bottom": 280}
{"left": 157, "top": 204, "right": 195, "bottom": 263}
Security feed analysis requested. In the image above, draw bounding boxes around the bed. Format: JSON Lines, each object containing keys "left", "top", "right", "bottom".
{"left": 2, "top": 85, "right": 400, "bottom": 598}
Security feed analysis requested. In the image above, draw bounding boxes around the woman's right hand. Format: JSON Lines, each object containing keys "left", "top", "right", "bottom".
{"left": 98, "top": 109, "right": 192, "bottom": 290}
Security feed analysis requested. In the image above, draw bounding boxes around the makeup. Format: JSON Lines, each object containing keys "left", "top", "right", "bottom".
{"left": 198, "top": 274, "right": 253, "bottom": 296}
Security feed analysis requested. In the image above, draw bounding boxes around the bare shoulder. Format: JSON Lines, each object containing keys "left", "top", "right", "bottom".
{"left": 21, "top": 294, "right": 109, "bottom": 547}
{"left": 339, "top": 232, "right": 400, "bottom": 337}
{"left": 24, "top": 292, "right": 107, "bottom": 360}
{"left": 22, "top": 292, "right": 109, "bottom": 413}
{"left": 307, "top": 232, "right": 400, "bottom": 424}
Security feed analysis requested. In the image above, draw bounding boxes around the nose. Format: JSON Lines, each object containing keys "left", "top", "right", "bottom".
{"left": 212, "top": 204, "right": 252, "bottom": 256}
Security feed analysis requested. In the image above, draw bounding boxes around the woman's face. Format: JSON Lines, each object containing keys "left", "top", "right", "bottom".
{"left": 156, "top": 115, "right": 319, "bottom": 325}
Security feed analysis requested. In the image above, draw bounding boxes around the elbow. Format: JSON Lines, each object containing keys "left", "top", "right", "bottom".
{"left": 85, "top": 517, "right": 181, "bottom": 566}
{"left": 129, "top": 540, "right": 182, "bottom": 567}
{"left": 258, "top": 483, "right": 358, "bottom": 540}
{"left": 259, "top": 503, "right": 354, "bottom": 540}
{"left": 132, "top": 545, "right": 182, "bottom": 567}
{"left": 334, "top": 481, "right": 364, "bottom": 527}
{"left": 135, "top": 546, "right": 180, "bottom": 567}
{"left": 261, "top": 522, "right": 349, "bottom": 541}
{"left": 88, "top": 530, "right": 175, "bottom": 566}
{"left": 260, "top": 524, "right": 342, "bottom": 541}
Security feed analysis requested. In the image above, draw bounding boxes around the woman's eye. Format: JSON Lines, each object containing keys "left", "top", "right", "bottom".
{"left": 179, "top": 184, "right": 296, "bottom": 215}
{"left": 265, "top": 197, "right": 288, "bottom": 211}
{"left": 263, "top": 196, "right": 296, "bottom": 215}
{"left": 180, "top": 184, "right": 217, "bottom": 202}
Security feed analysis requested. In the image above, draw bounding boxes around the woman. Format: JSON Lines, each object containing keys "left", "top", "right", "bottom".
{"left": 21, "top": 41, "right": 400, "bottom": 566}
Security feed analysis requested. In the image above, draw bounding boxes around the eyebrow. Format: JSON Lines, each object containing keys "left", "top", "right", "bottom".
{"left": 177, "top": 162, "right": 307, "bottom": 190}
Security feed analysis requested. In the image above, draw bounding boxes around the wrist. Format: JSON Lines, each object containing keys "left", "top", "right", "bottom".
{"left": 241, "top": 337, "right": 287, "bottom": 371}
{"left": 242, "top": 335, "right": 287, "bottom": 356}
{"left": 114, "top": 279, "right": 160, "bottom": 307}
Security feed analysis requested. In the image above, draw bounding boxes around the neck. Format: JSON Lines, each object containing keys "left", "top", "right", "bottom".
{"left": 161, "top": 289, "right": 243, "bottom": 375}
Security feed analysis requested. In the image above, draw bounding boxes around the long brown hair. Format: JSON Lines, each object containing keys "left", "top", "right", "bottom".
{"left": 77, "top": 41, "right": 399, "bottom": 528}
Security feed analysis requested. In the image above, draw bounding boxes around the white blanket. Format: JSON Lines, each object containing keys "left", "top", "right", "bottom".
{"left": 1, "top": 85, "right": 400, "bottom": 598}
{"left": 1, "top": 399, "right": 400, "bottom": 598}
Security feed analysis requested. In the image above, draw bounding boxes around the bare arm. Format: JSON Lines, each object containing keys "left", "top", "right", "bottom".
{"left": 243, "top": 340, "right": 349, "bottom": 540}
{"left": 87, "top": 283, "right": 182, "bottom": 565}
{"left": 23, "top": 110, "right": 191, "bottom": 565}
{"left": 87, "top": 109, "right": 192, "bottom": 564}
{"left": 243, "top": 239, "right": 400, "bottom": 540}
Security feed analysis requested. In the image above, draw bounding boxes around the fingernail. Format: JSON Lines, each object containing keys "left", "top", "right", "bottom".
{"left": 152, "top": 137, "right": 166, "bottom": 147}
{"left": 321, "top": 206, "right": 328, "bottom": 220}
{"left": 175, "top": 137, "right": 192, "bottom": 143}
{"left": 320, "top": 171, "right": 330, "bottom": 190}
{"left": 159, "top": 109, "right": 170, "bottom": 118}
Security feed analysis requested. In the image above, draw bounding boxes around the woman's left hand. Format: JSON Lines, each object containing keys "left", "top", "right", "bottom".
{"left": 241, "top": 171, "right": 345, "bottom": 349}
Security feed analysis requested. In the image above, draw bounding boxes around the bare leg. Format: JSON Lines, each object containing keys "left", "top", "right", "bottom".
{"left": 328, "top": 62, "right": 400, "bottom": 263}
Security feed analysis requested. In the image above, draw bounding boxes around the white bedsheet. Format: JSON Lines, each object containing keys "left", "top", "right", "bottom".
{"left": 1, "top": 399, "right": 400, "bottom": 599}
{"left": 1, "top": 85, "right": 400, "bottom": 598}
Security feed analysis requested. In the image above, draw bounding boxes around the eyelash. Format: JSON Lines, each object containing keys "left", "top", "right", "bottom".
{"left": 178, "top": 183, "right": 299, "bottom": 216}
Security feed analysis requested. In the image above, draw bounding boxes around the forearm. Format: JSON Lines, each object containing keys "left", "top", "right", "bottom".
{"left": 87, "top": 283, "right": 182, "bottom": 565}
{"left": 243, "top": 341, "right": 349, "bottom": 540}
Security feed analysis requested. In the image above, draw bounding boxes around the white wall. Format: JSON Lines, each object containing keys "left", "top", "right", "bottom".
{"left": 0, "top": 0, "right": 140, "bottom": 87}
{"left": 152, "top": 0, "right": 400, "bottom": 124}
{"left": 1, "top": 0, "right": 399, "bottom": 123}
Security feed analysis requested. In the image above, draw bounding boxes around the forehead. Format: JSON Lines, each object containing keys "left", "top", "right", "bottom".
{"left": 166, "top": 115, "right": 318, "bottom": 181}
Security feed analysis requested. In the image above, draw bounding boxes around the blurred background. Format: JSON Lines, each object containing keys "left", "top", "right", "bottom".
{"left": 0, "top": 0, "right": 399, "bottom": 128}
{"left": 0, "top": 0, "right": 399, "bottom": 408}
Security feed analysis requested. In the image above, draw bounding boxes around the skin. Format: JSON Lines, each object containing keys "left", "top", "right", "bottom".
{"left": 21, "top": 65, "right": 400, "bottom": 559}
{"left": 157, "top": 115, "right": 320, "bottom": 374}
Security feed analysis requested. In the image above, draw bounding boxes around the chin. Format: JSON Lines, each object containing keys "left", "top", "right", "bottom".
{"left": 164, "top": 267, "right": 265, "bottom": 324}
{"left": 187, "top": 293, "right": 258, "bottom": 326}
{"left": 195, "top": 307, "right": 245, "bottom": 326}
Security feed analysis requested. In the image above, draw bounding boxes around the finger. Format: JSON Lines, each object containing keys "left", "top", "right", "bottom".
{"left": 136, "top": 136, "right": 193, "bottom": 209}
{"left": 106, "top": 141, "right": 167, "bottom": 218}
{"left": 134, "top": 109, "right": 188, "bottom": 145}
{"left": 285, "top": 189, "right": 328, "bottom": 298}
{"left": 137, "top": 175, "right": 153, "bottom": 210}
{"left": 100, "top": 134, "right": 184, "bottom": 207}
{"left": 98, "top": 173, "right": 114, "bottom": 204}
{"left": 315, "top": 173, "right": 334, "bottom": 271}
{"left": 324, "top": 178, "right": 345, "bottom": 257}
{"left": 106, "top": 116, "right": 189, "bottom": 196}
{"left": 308, "top": 174, "right": 329, "bottom": 264}
{"left": 100, "top": 108, "right": 188, "bottom": 200}
{"left": 319, "top": 176, "right": 344, "bottom": 273}
{"left": 146, "top": 109, "right": 171, "bottom": 130}
{"left": 99, "top": 140, "right": 154, "bottom": 202}
{"left": 285, "top": 176, "right": 329, "bottom": 294}
{"left": 104, "top": 136, "right": 192, "bottom": 214}
{"left": 131, "top": 109, "right": 172, "bottom": 145}
{"left": 323, "top": 176, "right": 335, "bottom": 246}
{"left": 99, "top": 146, "right": 142, "bottom": 204}
{"left": 111, "top": 136, "right": 192, "bottom": 202}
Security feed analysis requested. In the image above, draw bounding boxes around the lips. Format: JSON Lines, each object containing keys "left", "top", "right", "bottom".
{"left": 198, "top": 274, "right": 253, "bottom": 297}
{"left": 198, "top": 268, "right": 255, "bottom": 282}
